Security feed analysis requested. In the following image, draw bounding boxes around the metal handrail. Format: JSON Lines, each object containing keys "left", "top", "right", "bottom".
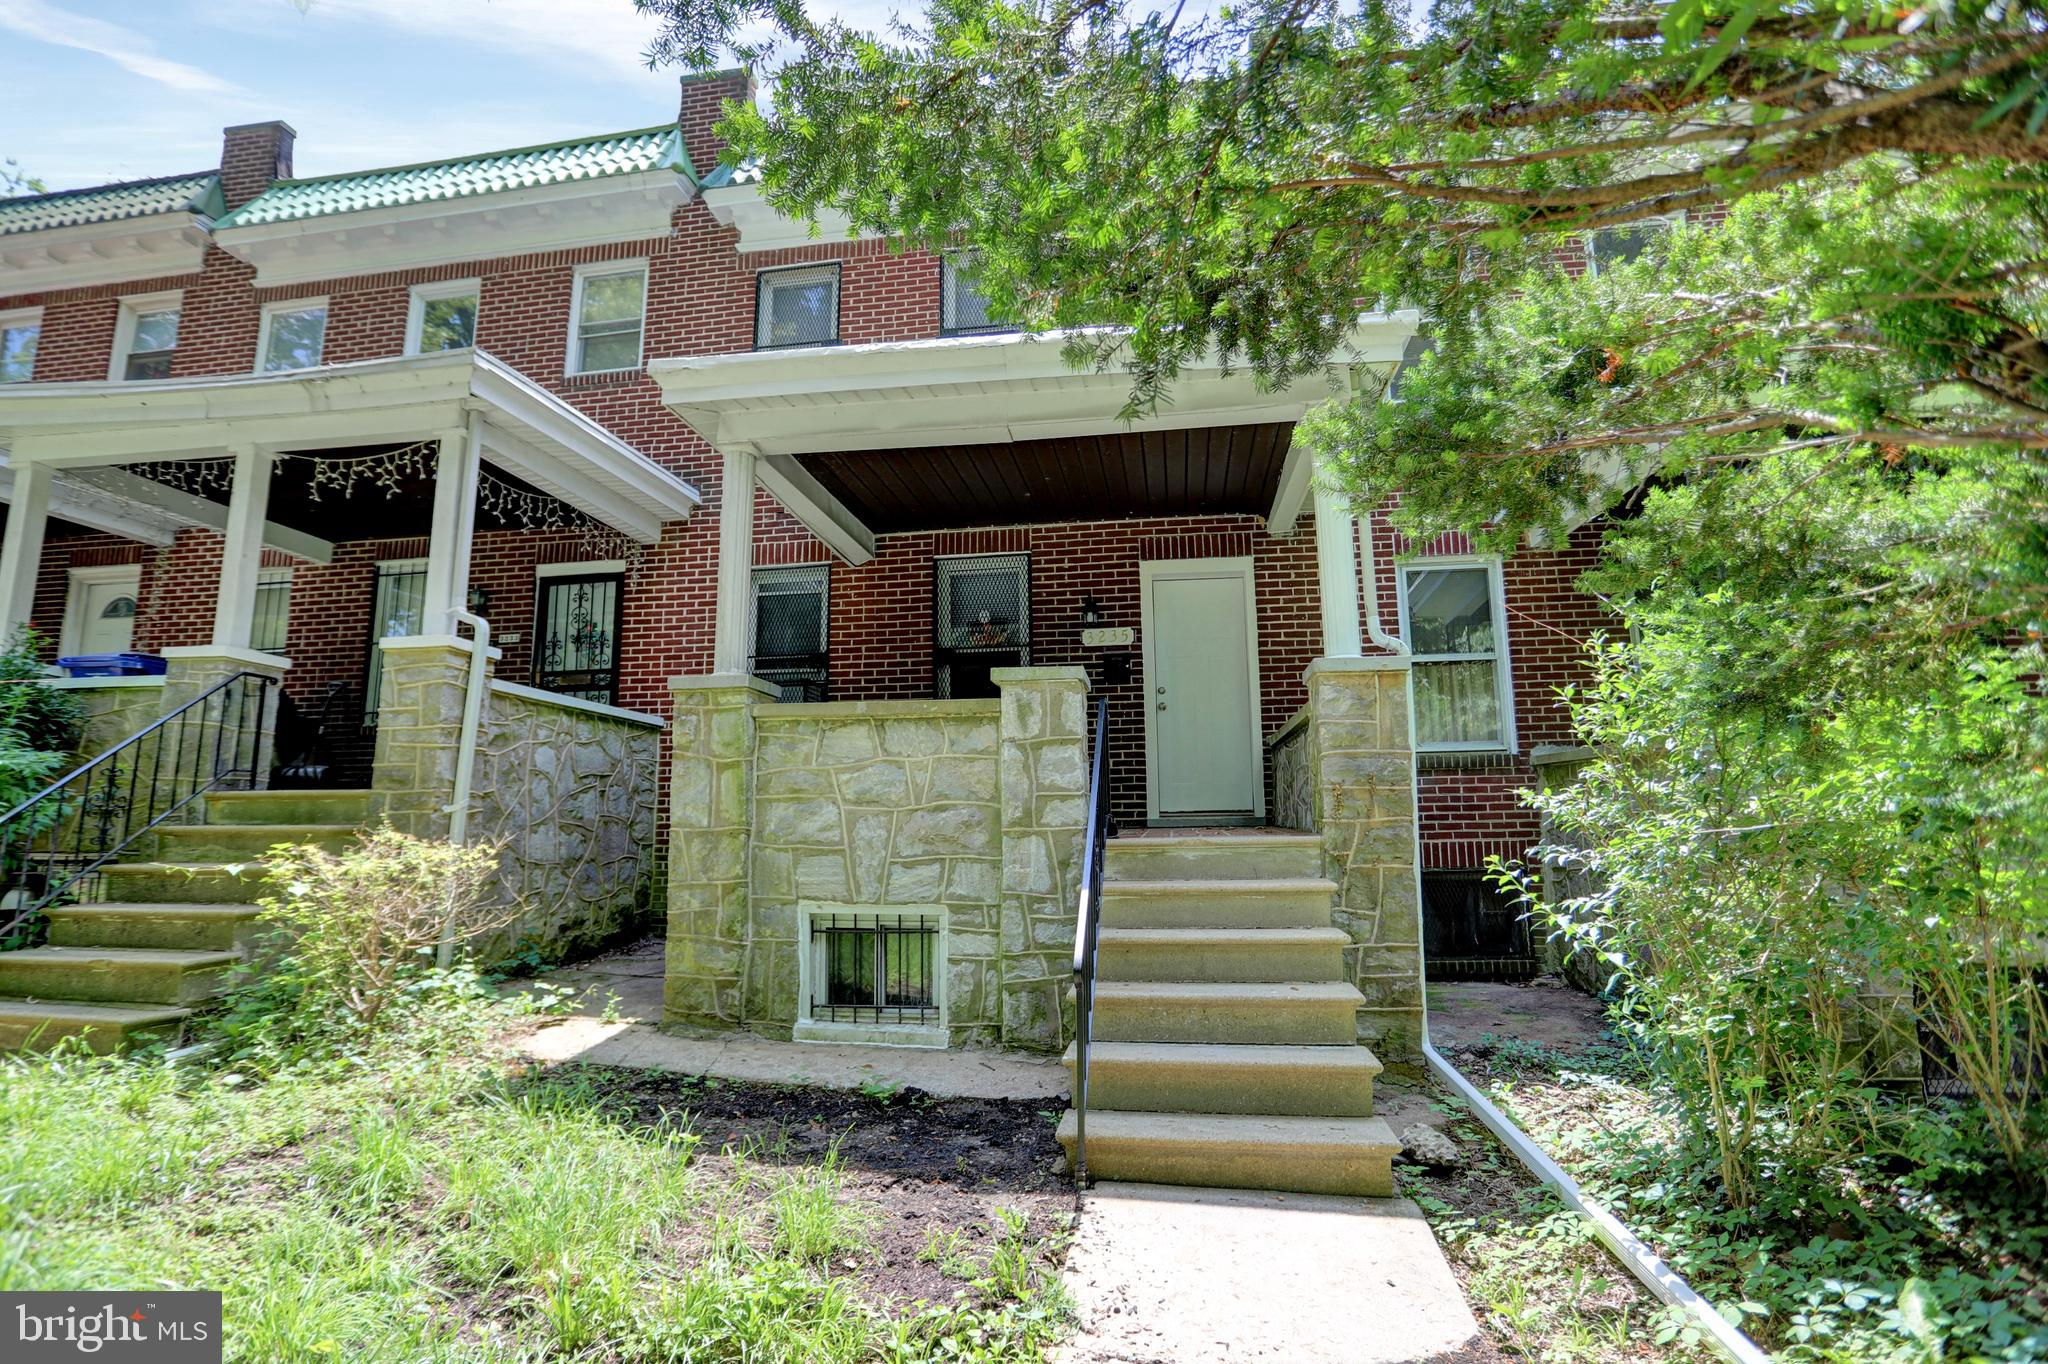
{"left": 1070, "top": 695, "right": 1113, "bottom": 1191}
{"left": 0, "top": 670, "right": 278, "bottom": 946}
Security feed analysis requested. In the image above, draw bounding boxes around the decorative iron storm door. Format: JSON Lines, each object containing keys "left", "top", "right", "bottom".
{"left": 534, "top": 573, "right": 624, "bottom": 705}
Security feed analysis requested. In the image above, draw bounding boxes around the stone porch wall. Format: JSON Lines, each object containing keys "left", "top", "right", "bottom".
{"left": 466, "top": 683, "right": 662, "bottom": 963}
{"left": 1267, "top": 706, "right": 1315, "bottom": 832}
{"left": 53, "top": 678, "right": 166, "bottom": 764}
{"left": 666, "top": 666, "right": 1089, "bottom": 1052}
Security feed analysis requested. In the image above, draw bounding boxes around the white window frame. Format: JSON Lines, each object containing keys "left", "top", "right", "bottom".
{"left": 59, "top": 564, "right": 142, "bottom": 657}
{"left": 755, "top": 262, "right": 842, "bottom": 350}
{"left": 794, "top": 901, "right": 948, "bottom": 1049}
{"left": 1396, "top": 554, "right": 1518, "bottom": 754}
{"left": 108, "top": 291, "right": 183, "bottom": 382}
{"left": 250, "top": 566, "right": 294, "bottom": 654}
{"left": 404, "top": 278, "right": 481, "bottom": 356}
{"left": 566, "top": 259, "right": 647, "bottom": 376}
{"left": 254, "top": 296, "right": 329, "bottom": 374}
{"left": 1584, "top": 212, "right": 1685, "bottom": 276}
{"left": 0, "top": 306, "right": 42, "bottom": 384}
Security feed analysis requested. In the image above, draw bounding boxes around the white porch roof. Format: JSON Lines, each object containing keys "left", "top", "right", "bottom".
{"left": 0, "top": 350, "right": 700, "bottom": 547}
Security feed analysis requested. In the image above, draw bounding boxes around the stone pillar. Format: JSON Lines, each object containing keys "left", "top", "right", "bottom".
{"left": 1303, "top": 656, "right": 1423, "bottom": 1061}
{"left": 369, "top": 636, "right": 496, "bottom": 837}
{"left": 993, "top": 665, "right": 1090, "bottom": 1051}
{"left": 665, "top": 674, "right": 776, "bottom": 1029}
{"left": 157, "top": 646, "right": 291, "bottom": 798}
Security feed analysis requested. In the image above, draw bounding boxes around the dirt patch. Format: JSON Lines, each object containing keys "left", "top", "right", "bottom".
{"left": 524, "top": 1064, "right": 1073, "bottom": 1308}
{"left": 1428, "top": 977, "right": 1618, "bottom": 1053}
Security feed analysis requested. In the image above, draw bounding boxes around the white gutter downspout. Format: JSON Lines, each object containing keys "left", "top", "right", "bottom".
{"left": 1363, "top": 511, "right": 1770, "bottom": 1364}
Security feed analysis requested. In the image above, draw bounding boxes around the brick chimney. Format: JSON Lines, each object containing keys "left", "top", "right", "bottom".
{"left": 678, "top": 69, "right": 756, "bottom": 180}
{"left": 220, "top": 120, "right": 296, "bottom": 211}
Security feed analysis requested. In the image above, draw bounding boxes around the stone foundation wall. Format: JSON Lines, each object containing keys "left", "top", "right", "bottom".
{"left": 665, "top": 667, "right": 1088, "bottom": 1052}
{"left": 1302, "top": 658, "right": 1424, "bottom": 1061}
{"left": 750, "top": 699, "right": 1004, "bottom": 1045}
{"left": 467, "top": 684, "right": 661, "bottom": 963}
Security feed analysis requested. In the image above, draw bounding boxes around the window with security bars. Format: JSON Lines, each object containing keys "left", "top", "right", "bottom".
{"left": 1422, "top": 870, "right": 1535, "bottom": 979}
{"left": 363, "top": 560, "right": 427, "bottom": 722}
{"left": 941, "top": 254, "right": 1007, "bottom": 336}
{"left": 934, "top": 554, "right": 1029, "bottom": 700}
{"left": 808, "top": 912, "right": 940, "bottom": 1025}
{"left": 752, "top": 564, "right": 828, "bottom": 701}
{"left": 756, "top": 264, "right": 840, "bottom": 348}
{"left": 535, "top": 573, "right": 624, "bottom": 705}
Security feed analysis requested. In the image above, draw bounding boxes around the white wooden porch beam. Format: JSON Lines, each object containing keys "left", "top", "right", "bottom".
{"left": 755, "top": 453, "right": 876, "bottom": 567}
{"left": 0, "top": 460, "right": 53, "bottom": 638}
{"left": 211, "top": 444, "right": 272, "bottom": 650}
{"left": 712, "top": 443, "right": 757, "bottom": 676}
{"left": 421, "top": 419, "right": 482, "bottom": 638}
{"left": 1266, "top": 431, "right": 1314, "bottom": 537}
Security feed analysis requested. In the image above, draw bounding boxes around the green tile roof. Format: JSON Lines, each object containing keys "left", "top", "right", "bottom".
{"left": 215, "top": 125, "right": 693, "bottom": 229}
{"left": 698, "top": 157, "right": 764, "bottom": 190}
{"left": 0, "top": 173, "right": 223, "bottom": 237}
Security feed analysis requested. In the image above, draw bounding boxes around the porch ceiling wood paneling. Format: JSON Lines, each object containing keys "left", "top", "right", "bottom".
{"left": 797, "top": 423, "right": 1293, "bottom": 533}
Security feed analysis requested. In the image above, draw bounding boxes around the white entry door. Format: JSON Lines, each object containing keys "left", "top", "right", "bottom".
{"left": 62, "top": 566, "right": 141, "bottom": 656}
{"left": 1141, "top": 558, "right": 1264, "bottom": 822}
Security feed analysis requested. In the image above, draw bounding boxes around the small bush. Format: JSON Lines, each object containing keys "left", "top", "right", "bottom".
{"left": 217, "top": 827, "right": 513, "bottom": 1055}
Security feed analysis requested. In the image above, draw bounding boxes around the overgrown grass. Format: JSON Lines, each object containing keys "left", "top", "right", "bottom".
{"left": 1451, "top": 1032, "right": 2048, "bottom": 1364}
{"left": 0, "top": 1002, "right": 1071, "bottom": 1362}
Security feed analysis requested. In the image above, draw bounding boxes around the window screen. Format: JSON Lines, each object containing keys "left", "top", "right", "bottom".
{"left": 756, "top": 264, "right": 840, "bottom": 348}
{"left": 941, "top": 255, "right": 1004, "bottom": 335}
{"left": 752, "top": 564, "right": 829, "bottom": 702}
{"left": 934, "top": 554, "right": 1029, "bottom": 699}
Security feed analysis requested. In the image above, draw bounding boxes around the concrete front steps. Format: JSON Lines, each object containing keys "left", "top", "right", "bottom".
{"left": 1058, "top": 832, "right": 1400, "bottom": 1197}
{"left": 0, "top": 789, "right": 371, "bottom": 1054}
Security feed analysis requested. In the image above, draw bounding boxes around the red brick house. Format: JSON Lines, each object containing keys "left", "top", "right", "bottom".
{"left": 0, "top": 71, "right": 1615, "bottom": 1191}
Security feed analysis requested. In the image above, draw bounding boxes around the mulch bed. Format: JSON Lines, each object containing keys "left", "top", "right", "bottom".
{"left": 539, "top": 1065, "right": 1074, "bottom": 1307}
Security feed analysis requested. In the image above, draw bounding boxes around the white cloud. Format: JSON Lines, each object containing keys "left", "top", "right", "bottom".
{"left": 0, "top": 0, "right": 244, "bottom": 96}
{"left": 306, "top": 0, "right": 675, "bottom": 81}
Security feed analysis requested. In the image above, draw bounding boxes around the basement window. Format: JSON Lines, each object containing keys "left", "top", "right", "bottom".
{"left": 756, "top": 263, "right": 840, "bottom": 349}
{"left": 751, "top": 564, "right": 829, "bottom": 702}
{"left": 805, "top": 910, "right": 942, "bottom": 1026}
{"left": 0, "top": 308, "right": 40, "bottom": 383}
{"left": 934, "top": 553, "right": 1029, "bottom": 700}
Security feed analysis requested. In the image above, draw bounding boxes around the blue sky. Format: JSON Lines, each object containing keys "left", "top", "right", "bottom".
{"left": 2, "top": 0, "right": 903, "bottom": 191}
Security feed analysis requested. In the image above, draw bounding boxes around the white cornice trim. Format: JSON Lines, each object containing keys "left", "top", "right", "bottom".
{"left": 213, "top": 170, "right": 694, "bottom": 288}
{"left": 0, "top": 211, "right": 212, "bottom": 296}
{"left": 700, "top": 183, "right": 872, "bottom": 255}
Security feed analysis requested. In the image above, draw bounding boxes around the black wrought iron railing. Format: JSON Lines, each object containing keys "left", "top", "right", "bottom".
{"left": 0, "top": 671, "right": 277, "bottom": 948}
{"left": 1069, "top": 695, "right": 1113, "bottom": 1190}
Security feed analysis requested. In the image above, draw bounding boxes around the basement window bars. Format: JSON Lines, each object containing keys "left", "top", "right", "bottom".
{"left": 934, "top": 554, "right": 1029, "bottom": 700}
{"left": 535, "top": 573, "right": 624, "bottom": 705}
{"left": 808, "top": 912, "right": 940, "bottom": 1025}
{"left": 751, "top": 564, "right": 829, "bottom": 702}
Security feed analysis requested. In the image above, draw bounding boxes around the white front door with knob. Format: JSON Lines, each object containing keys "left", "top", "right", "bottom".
{"left": 1139, "top": 557, "right": 1264, "bottom": 824}
{"left": 61, "top": 565, "right": 141, "bottom": 656}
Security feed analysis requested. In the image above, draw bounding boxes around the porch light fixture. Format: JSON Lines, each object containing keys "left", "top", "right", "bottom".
{"left": 1079, "top": 593, "right": 1104, "bottom": 627}
{"left": 467, "top": 585, "right": 492, "bottom": 614}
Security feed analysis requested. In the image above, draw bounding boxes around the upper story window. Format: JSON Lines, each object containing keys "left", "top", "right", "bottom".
{"left": 756, "top": 264, "right": 840, "bottom": 350}
{"left": 568, "top": 262, "right": 646, "bottom": 374}
{"left": 0, "top": 308, "right": 41, "bottom": 383}
{"left": 257, "top": 299, "right": 328, "bottom": 373}
{"left": 934, "top": 553, "right": 1029, "bottom": 700}
{"left": 112, "top": 294, "right": 181, "bottom": 381}
{"left": 1399, "top": 559, "right": 1515, "bottom": 753}
{"left": 752, "top": 564, "right": 830, "bottom": 702}
{"left": 941, "top": 254, "right": 1006, "bottom": 336}
{"left": 406, "top": 280, "right": 479, "bottom": 355}
{"left": 1585, "top": 214, "right": 1681, "bottom": 275}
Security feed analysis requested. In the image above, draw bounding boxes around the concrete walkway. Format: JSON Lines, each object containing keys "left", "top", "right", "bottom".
{"left": 1059, "top": 1182, "right": 1496, "bottom": 1364}
{"left": 514, "top": 1015, "right": 1069, "bottom": 1100}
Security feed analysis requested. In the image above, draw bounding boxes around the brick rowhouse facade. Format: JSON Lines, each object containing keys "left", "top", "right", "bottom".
{"left": 0, "top": 73, "right": 1618, "bottom": 953}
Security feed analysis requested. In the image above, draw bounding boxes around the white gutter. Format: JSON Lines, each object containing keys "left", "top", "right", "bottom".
{"left": 1372, "top": 565, "right": 1770, "bottom": 1364}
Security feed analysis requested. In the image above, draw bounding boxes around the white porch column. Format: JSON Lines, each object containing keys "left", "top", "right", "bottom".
{"left": 421, "top": 417, "right": 482, "bottom": 637}
{"left": 1313, "top": 481, "right": 1364, "bottom": 658}
{"left": 0, "top": 458, "right": 53, "bottom": 641}
{"left": 712, "top": 442, "right": 757, "bottom": 677}
{"left": 211, "top": 444, "right": 273, "bottom": 650}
